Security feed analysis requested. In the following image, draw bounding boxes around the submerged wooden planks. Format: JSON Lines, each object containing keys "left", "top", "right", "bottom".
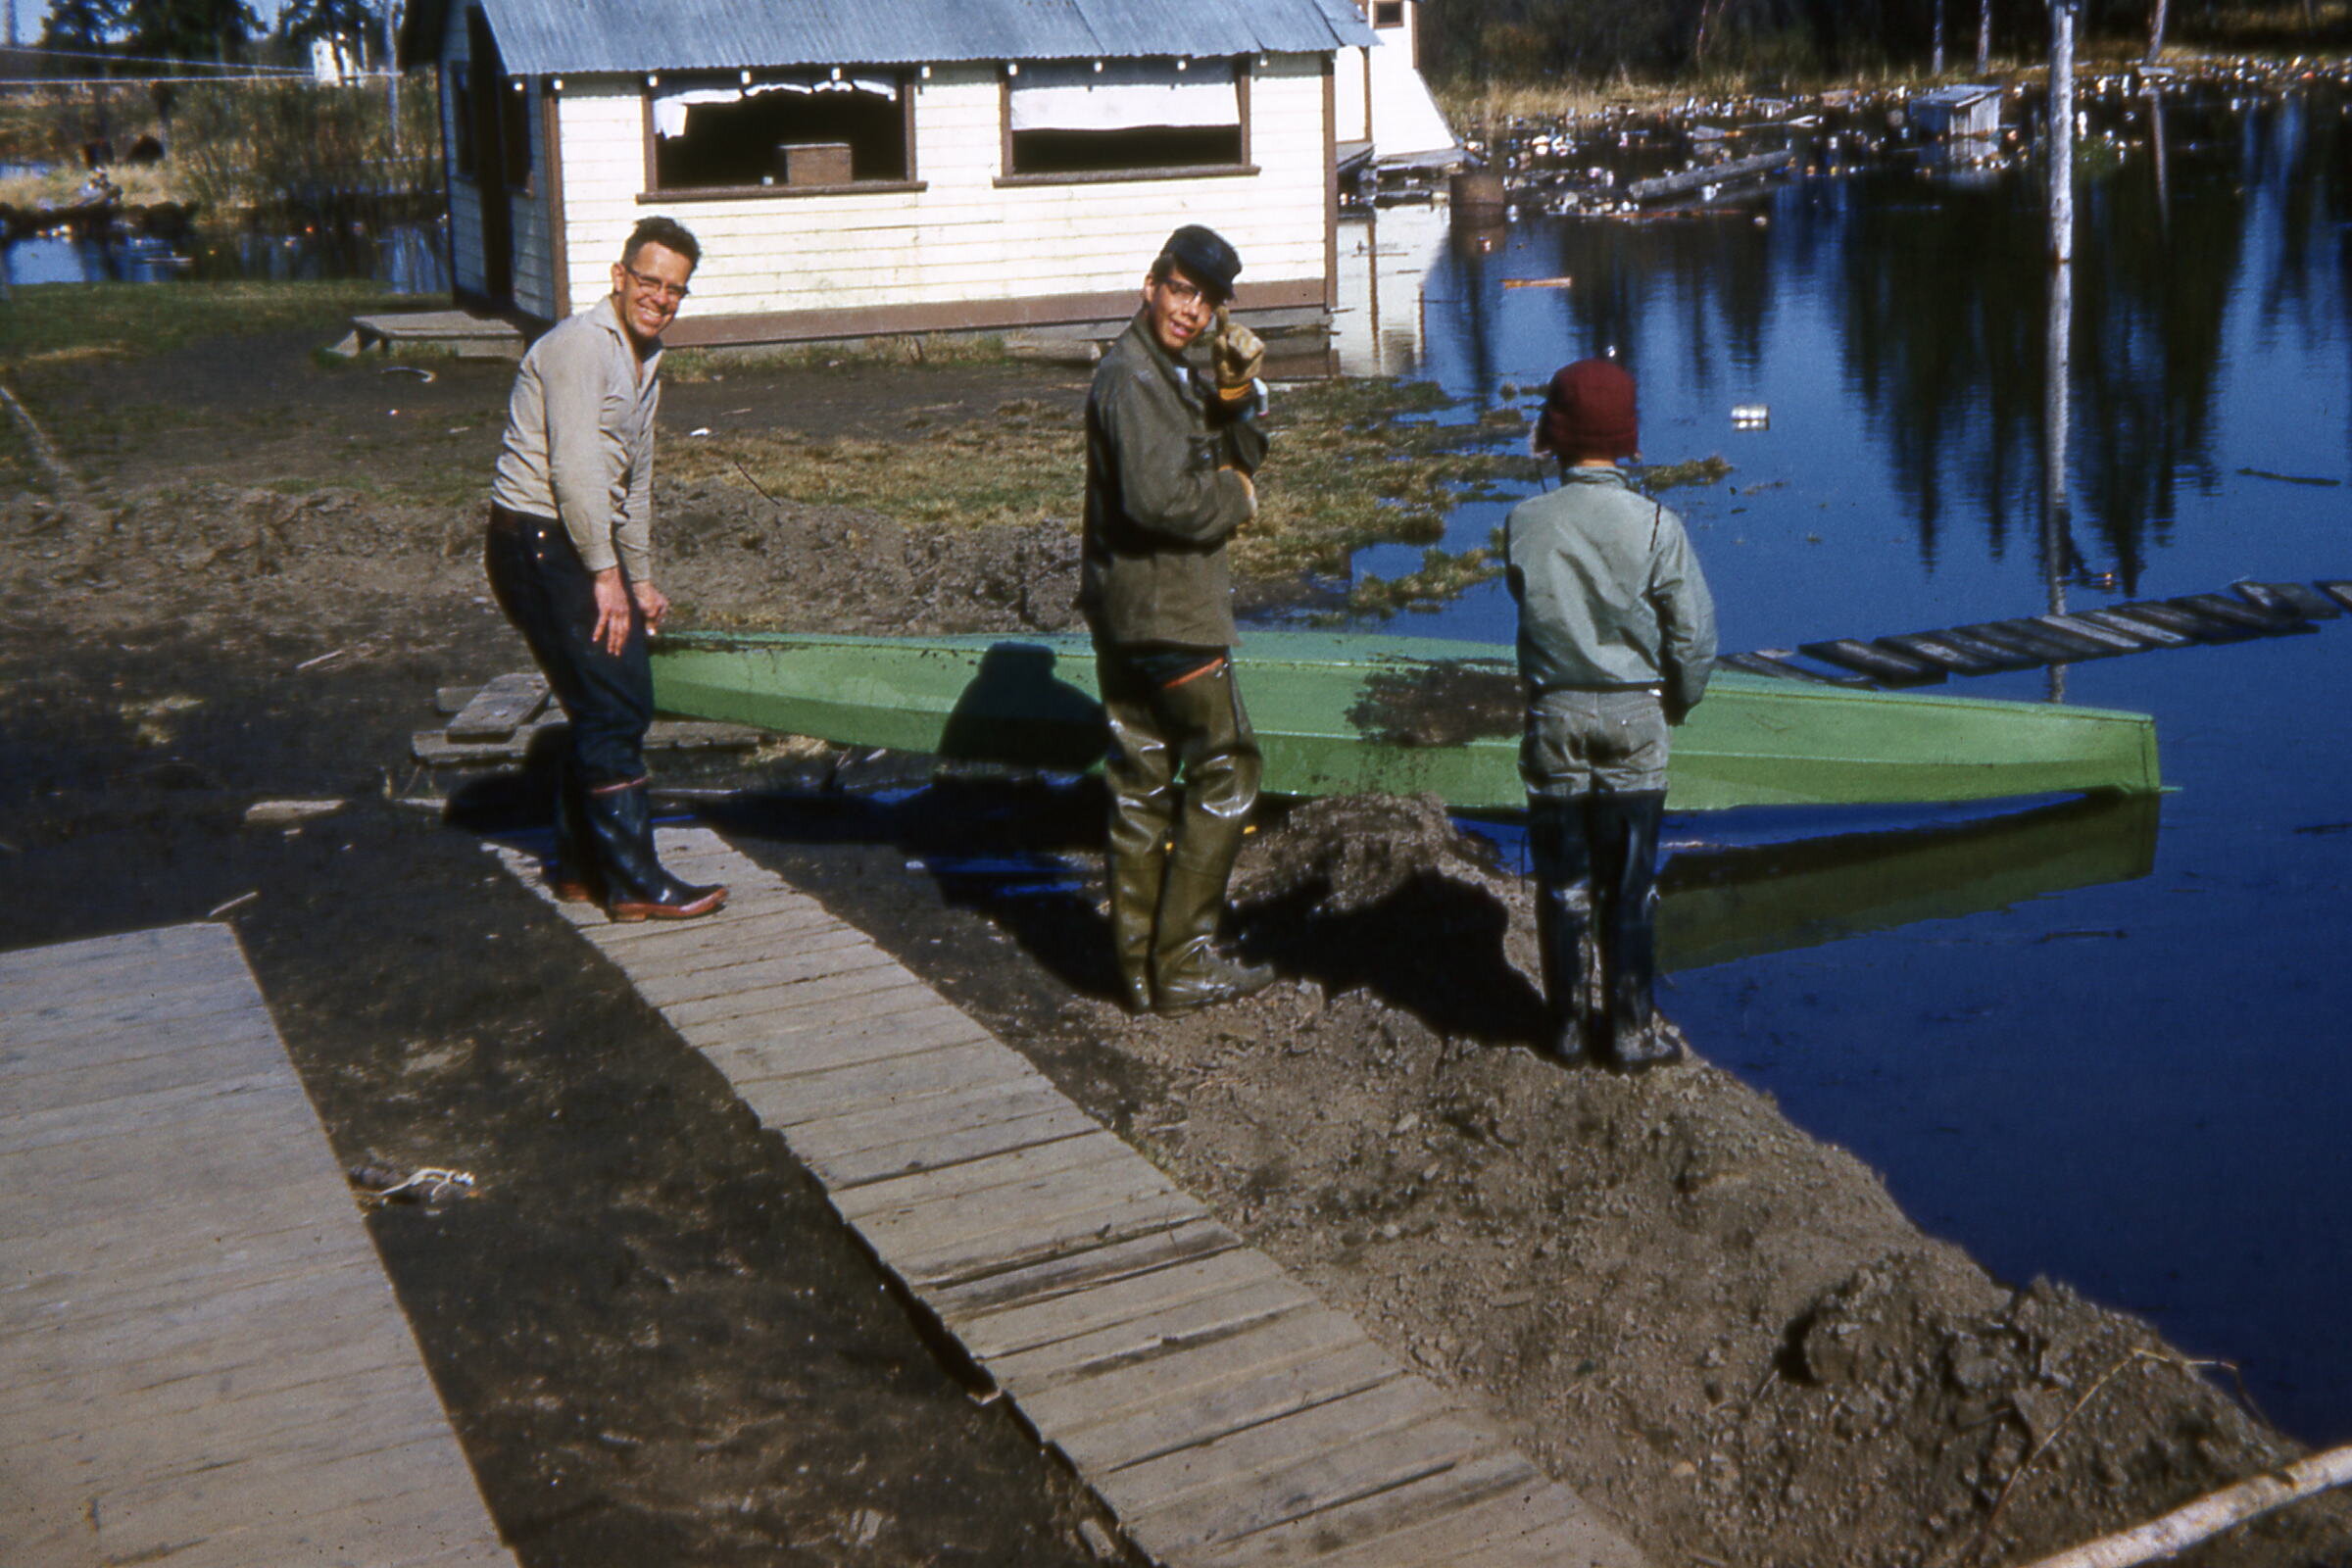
{"left": 495, "top": 829, "right": 1647, "bottom": 1568}
{"left": 0, "top": 923, "right": 514, "bottom": 1568}
{"left": 1767, "top": 577, "right": 2348, "bottom": 689}
{"left": 414, "top": 673, "right": 763, "bottom": 765}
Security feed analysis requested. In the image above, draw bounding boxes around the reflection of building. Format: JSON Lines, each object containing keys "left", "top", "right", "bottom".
{"left": 1911, "top": 84, "right": 2003, "bottom": 141}
{"left": 1332, "top": 199, "right": 1449, "bottom": 375}
{"left": 1331, "top": 0, "right": 1460, "bottom": 176}
{"left": 398, "top": 0, "right": 1372, "bottom": 342}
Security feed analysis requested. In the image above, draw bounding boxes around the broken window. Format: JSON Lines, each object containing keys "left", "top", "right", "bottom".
{"left": 1004, "top": 59, "right": 1246, "bottom": 178}
{"left": 649, "top": 73, "right": 911, "bottom": 192}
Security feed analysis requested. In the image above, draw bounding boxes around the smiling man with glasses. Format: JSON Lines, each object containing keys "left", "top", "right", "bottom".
{"left": 482, "top": 216, "right": 729, "bottom": 922}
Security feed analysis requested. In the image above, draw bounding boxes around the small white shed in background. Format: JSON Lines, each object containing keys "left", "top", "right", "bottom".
{"left": 1911, "top": 84, "right": 2004, "bottom": 141}
{"left": 398, "top": 0, "right": 1375, "bottom": 344}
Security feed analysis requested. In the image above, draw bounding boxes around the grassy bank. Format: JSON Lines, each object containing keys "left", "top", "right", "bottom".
{"left": 0, "top": 278, "right": 408, "bottom": 367}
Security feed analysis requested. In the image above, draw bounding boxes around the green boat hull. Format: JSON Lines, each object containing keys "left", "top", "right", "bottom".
{"left": 650, "top": 630, "right": 2160, "bottom": 811}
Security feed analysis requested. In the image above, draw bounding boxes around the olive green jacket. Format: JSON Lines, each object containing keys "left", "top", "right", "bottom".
{"left": 1079, "top": 311, "right": 1268, "bottom": 648}
{"left": 1504, "top": 465, "right": 1718, "bottom": 714}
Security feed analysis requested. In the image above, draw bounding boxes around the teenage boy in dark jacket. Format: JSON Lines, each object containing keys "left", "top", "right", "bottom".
{"left": 1081, "top": 225, "right": 1274, "bottom": 1014}
{"left": 1505, "top": 360, "right": 1717, "bottom": 1069}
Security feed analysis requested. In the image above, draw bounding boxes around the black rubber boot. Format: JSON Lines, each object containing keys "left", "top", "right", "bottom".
{"left": 1528, "top": 797, "right": 1594, "bottom": 1061}
{"left": 1588, "top": 791, "right": 1683, "bottom": 1071}
{"left": 584, "top": 779, "right": 728, "bottom": 922}
{"left": 548, "top": 759, "right": 598, "bottom": 905}
{"left": 1149, "top": 663, "right": 1270, "bottom": 1013}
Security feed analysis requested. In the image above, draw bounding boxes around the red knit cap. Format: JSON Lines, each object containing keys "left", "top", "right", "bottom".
{"left": 1538, "top": 359, "right": 1639, "bottom": 462}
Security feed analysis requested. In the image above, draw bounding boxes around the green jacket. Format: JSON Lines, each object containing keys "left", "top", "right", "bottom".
{"left": 1079, "top": 311, "right": 1268, "bottom": 647}
{"left": 1504, "top": 465, "right": 1718, "bottom": 713}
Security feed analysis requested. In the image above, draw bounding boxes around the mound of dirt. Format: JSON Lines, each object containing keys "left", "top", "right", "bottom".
{"left": 1017, "top": 798, "right": 2352, "bottom": 1568}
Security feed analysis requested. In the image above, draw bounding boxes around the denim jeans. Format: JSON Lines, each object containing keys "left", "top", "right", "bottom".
{"left": 1520, "top": 686, "right": 1669, "bottom": 802}
{"left": 482, "top": 505, "right": 651, "bottom": 788}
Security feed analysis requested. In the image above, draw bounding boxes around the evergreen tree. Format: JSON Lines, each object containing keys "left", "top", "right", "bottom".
{"left": 40, "top": 0, "right": 127, "bottom": 56}
{"left": 122, "top": 0, "right": 260, "bottom": 63}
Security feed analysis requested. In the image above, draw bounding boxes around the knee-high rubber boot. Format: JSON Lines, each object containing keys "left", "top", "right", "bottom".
{"left": 1588, "top": 791, "right": 1682, "bottom": 1071}
{"left": 1102, "top": 684, "right": 1178, "bottom": 1013}
{"left": 1151, "top": 665, "right": 1272, "bottom": 1014}
{"left": 584, "top": 778, "right": 728, "bottom": 922}
{"left": 549, "top": 759, "right": 598, "bottom": 904}
{"left": 1527, "top": 797, "right": 1594, "bottom": 1061}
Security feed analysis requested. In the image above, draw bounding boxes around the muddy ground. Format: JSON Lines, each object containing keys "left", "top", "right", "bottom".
{"left": 5, "top": 321, "right": 2348, "bottom": 1568}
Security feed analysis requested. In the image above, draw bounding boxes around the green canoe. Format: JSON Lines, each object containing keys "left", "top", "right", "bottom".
{"left": 650, "top": 629, "right": 2161, "bottom": 811}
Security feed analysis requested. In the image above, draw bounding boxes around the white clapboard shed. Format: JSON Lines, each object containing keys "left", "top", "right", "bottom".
{"left": 398, "top": 0, "right": 1376, "bottom": 344}
{"left": 1331, "top": 0, "right": 1461, "bottom": 174}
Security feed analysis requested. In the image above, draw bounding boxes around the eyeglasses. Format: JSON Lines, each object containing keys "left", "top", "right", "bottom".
{"left": 1156, "top": 276, "right": 1208, "bottom": 309}
{"left": 623, "top": 266, "right": 690, "bottom": 304}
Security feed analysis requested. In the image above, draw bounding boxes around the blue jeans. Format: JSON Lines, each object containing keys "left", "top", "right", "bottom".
{"left": 1520, "top": 686, "right": 1669, "bottom": 803}
{"left": 482, "top": 505, "right": 651, "bottom": 788}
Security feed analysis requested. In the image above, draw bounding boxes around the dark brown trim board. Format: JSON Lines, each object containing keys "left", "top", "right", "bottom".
{"left": 663, "top": 277, "right": 1326, "bottom": 349}
{"left": 1322, "top": 55, "right": 1339, "bottom": 313}
{"left": 639, "top": 180, "right": 928, "bottom": 204}
{"left": 542, "top": 86, "right": 569, "bottom": 317}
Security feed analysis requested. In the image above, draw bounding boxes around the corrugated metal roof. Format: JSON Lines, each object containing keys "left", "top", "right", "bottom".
{"left": 404, "top": 0, "right": 1374, "bottom": 76}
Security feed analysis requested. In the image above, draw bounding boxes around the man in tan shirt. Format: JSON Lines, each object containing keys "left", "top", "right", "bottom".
{"left": 482, "top": 216, "right": 726, "bottom": 921}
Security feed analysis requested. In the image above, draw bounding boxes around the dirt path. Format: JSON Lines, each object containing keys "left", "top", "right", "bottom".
{"left": 4, "top": 324, "right": 2346, "bottom": 1567}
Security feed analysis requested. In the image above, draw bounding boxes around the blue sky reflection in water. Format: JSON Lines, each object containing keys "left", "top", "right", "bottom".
{"left": 1316, "top": 83, "right": 2352, "bottom": 1443}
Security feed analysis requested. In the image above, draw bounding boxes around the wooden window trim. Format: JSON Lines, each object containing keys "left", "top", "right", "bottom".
{"left": 504, "top": 77, "right": 536, "bottom": 196}
{"left": 637, "top": 180, "right": 927, "bottom": 203}
{"left": 994, "top": 166, "right": 1257, "bottom": 188}
{"left": 638, "top": 69, "right": 919, "bottom": 198}
{"left": 999, "top": 57, "right": 1251, "bottom": 182}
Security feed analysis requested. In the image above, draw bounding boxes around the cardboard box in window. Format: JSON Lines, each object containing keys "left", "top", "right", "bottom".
{"left": 776, "top": 142, "right": 855, "bottom": 186}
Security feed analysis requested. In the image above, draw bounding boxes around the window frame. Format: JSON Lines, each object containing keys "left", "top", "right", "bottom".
{"left": 995, "top": 57, "right": 1255, "bottom": 188}
{"left": 637, "top": 69, "right": 924, "bottom": 202}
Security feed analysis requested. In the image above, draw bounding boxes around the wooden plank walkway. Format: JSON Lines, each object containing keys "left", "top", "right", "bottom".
{"left": 494, "top": 828, "right": 1648, "bottom": 1568}
{"left": 0, "top": 923, "right": 515, "bottom": 1568}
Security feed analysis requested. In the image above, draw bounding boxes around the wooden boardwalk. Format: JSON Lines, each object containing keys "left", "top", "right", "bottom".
{"left": 0, "top": 923, "right": 514, "bottom": 1568}
{"left": 497, "top": 827, "right": 1648, "bottom": 1568}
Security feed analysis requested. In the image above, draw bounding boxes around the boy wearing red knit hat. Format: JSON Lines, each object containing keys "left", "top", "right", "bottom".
{"left": 1504, "top": 360, "right": 1718, "bottom": 1070}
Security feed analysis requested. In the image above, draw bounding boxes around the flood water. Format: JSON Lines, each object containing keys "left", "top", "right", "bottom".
{"left": 1321, "top": 78, "right": 2352, "bottom": 1443}
{"left": 1, "top": 220, "right": 449, "bottom": 292}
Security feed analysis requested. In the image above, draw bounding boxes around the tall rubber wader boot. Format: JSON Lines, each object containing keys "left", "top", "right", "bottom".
{"left": 1150, "top": 662, "right": 1274, "bottom": 1014}
{"left": 1101, "top": 680, "right": 1177, "bottom": 1013}
{"left": 582, "top": 778, "right": 728, "bottom": 922}
{"left": 1528, "top": 796, "right": 1594, "bottom": 1061}
{"left": 1587, "top": 790, "right": 1680, "bottom": 1070}
{"left": 549, "top": 759, "right": 598, "bottom": 905}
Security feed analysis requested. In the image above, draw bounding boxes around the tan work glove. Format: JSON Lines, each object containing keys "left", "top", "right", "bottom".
{"left": 1211, "top": 306, "right": 1264, "bottom": 401}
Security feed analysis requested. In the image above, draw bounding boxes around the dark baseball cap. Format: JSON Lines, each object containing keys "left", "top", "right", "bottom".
{"left": 1158, "top": 224, "right": 1243, "bottom": 302}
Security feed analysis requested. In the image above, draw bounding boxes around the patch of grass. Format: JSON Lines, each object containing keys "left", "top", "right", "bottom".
{"left": 1333, "top": 542, "right": 1507, "bottom": 621}
{"left": 0, "top": 279, "right": 409, "bottom": 368}
{"left": 664, "top": 334, "right": 1018, "bottom": 381}
{"left": 1642, "top": 454, "right": 1734, "bottom": 490}
{"left": 663, "top": 376, "right": 1528, "bottom": 581}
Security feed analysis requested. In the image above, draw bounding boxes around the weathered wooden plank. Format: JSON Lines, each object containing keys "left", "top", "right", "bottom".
{"left": 5, "top": 1211, "right": 346, "bottom": 1312}
{"left": 1, "top": 1028, "right": 296, "bottom": 1117}
{"left": 8, "top": 1256, "right": 390, "bottom": 1373}
{"left": 2075, "top": 607, "right": 2195, "bottom": 648}
{"left": 1988, "top": 616, "right": 2120, "bottom": 661}
{"left": 1197, "top": 1454, "right": 1563, "bottom": 1568}
{"left": 659, "top": 962, "right": 930, "bottom": 1030}
{"left": 951, "top": 1236, "right": 1286, "bottom": 1359}
{"left": 686, "top": 983, "right": 963, "bottom": 1050}
{"left": 834, "top": 1130, "right": 1141, "bottom": 1223}
{"left": 2173, "top": 590, "right": 2304, "bottom": 632}
{"left": 2319, "top": 579, "right": 2352, "bottom": 613}
{"left": 853, "top": 1147, "right": 1190, "bottom": 1253}
{"left": 1117, "top": 1412, "right": 1493, "bottom": 1559}
{"left": 0, "top": 938, "right": 242, "bottom": 1002}
{"left": 1795, "top": 638, "right": 1944, "bottom": 686}
{"left": 634, "top": 938, "right": 901, "bottom": 1007}
{"left": 927, "top": 1215, "right": 1246, "bottom": 1322}
{"left": 568, "top": 899, "right": 836, "bottom": 956}
{"left": 1, "top": 974, "right": 265, "bottom": 1048}
{"left": 594, "top": 911, "right": 858, "bottom": 980}
{"left": 445, "top": 671, "right": 549, "bottom": 741}
{"left": 705, "top": 1007, "right": 997, "bottom": 1086}
{"left": 0, "top": 1348, "right": 426, "bottom": 1456}
{"left": 1015, "top": 1307, "right": 1369, "bottom": 1446}
{"left": 1053, "top": 1340, "right": 1406, "bottom": 1476}
{"left": 1717, "top": 648, "right": 1868, "bottom": 686}
{"left": 1871, "top": 632, "right": 2010, "bottom": 676}
{"left": 2108, "top": 599, "right": 2251, "bottom": 641}
{"left": 1410, "top": 1507, "right": 1650, "bottom": 1568}
{"left": 880, "top": 1184, "right": 1210, "bottom": 1292}
{"left": 1952, "top": 619, "right": 2092, "bottom": 664}
{"left": 0, "top": 1071, "right": 307, "bottom": 1158}
{"left": 2034, "top": 612, "right": 2155, "bottom": 654}
{"left": 810, "top": 1103, "right": 1102, "bottom": 1191}
{"left": 2236, "top": 580, "right": 2341, "bottom": 620}
{"left": 1102, "top": 1380, "right": 1463, "bottom": 1520}
{"left": 782, "top": 1073, "right": 1082, "bottom": 1165}
{"left": 985, "top": 1277, "right": 1319, "bottom": 1395}
{"left": 735, "top": 1040, "right": 1045, "bottom": 1129}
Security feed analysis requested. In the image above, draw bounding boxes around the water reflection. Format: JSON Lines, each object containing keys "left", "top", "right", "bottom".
{"left": 1324, "top": 77, "right": 2352, "bottom": 1443}
{"left": 1, "top": 219, "right": 449, "bottom": 293}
